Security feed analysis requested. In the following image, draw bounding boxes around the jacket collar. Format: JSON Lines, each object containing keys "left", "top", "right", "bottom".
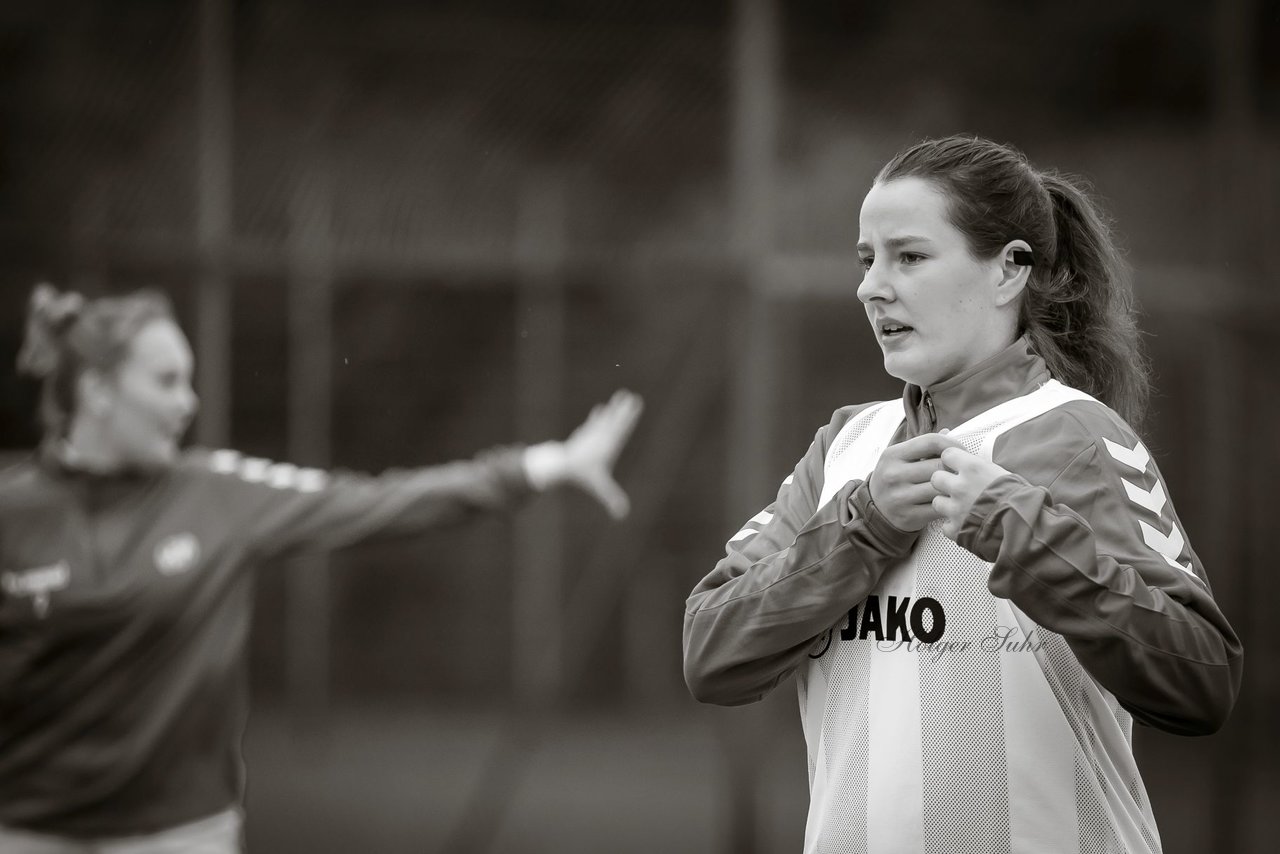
{"left": 37, "top": 440, "right": 158, "bottom": 483}
{"left": 901, "top": 336, "right": 1051, "bottom": 435}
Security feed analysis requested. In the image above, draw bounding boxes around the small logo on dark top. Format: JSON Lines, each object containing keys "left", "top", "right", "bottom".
{"left": 154, "top": 533, "right": 201, "bottom": 576}
{"left": 2, "top": 561, "right": 71, "bottom": 618}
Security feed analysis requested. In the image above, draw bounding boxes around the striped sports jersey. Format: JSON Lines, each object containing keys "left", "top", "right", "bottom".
{"left": 684, "top": 338, "right": 1242, "bottom": 854}
{"left": 0, "top": 446, "right": 532, "bottom": 837}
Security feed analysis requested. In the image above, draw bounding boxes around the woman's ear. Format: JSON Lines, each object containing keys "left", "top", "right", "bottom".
{"left": 77, "top": 370, "right": 114, "bottom": 418}
{"left": 994, "top": 240, "right": 1033, "bottom": 307}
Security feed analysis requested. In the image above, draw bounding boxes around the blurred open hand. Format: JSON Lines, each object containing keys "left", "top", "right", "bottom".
{"left": 558, "top": 389, "right": 644, "bottom": 519}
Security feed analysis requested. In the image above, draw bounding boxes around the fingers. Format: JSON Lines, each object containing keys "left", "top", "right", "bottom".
{"left": 898, "top": 481, "right": 943, "bottom": 506}
{"left": 600, "top": 389, "right": 643, "bottom": 419}
{"left": 563, "top": 390, "right": 643, "bottom": 519}
{"left": 900, "top": 457, "right": 951, "bottom": 482}
{"left": 931, "top": 494, "right": 962, "bottom": 541}
{"left": 876, "top": 457, "right": 951, "bottom": 494}
{"left": 890, "top": 432, "right": 964, "bottom": 462}
{"left": 568, "top": 390, "right": 643, "bottom": 460}
{"left": 939, "top": 445, "right": 980, "bottom": 473}
{"left": 873, "top": 432, "right": 991, "bottom": 540}
{"left": 585, "top": 473, "right": 631, "bottom": 520}
{"left": 607, "top": 389, "right": 644, "bottom": 435}
{"left": 587, "top": 389, "right": 644, "bottom": 454}
{"left": 893, "top": 441, "right": 978, "bottom": 478}
{"left": 870, "top": 432, "right": 975, "bottom": 531}
{"left": 929, "top": 467, "right": 958, "bottom": 496}
{"left": 931, "top": 492, "right": 959, "bottom": 517}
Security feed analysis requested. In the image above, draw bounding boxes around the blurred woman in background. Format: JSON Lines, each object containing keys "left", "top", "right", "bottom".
{"left": 0, "top": 284, "right": 642, "bottom": 853}
{"left": 684, "top": 135, "right": 1242, "bottom": 854}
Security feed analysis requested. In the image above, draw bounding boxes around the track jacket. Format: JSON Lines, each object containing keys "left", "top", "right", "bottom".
{"left": 683, "top": 338, "right": 1242, "bottom": 854}
{"left": 0, "top": 445, "right": 532, "bottom": 837}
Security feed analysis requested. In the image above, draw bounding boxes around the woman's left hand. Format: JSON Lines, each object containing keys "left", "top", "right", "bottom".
{"left": 929, "top": 446, "right": 1012, "bottom": 540}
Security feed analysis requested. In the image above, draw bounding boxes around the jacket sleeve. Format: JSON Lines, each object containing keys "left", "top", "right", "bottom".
{"left": 960, "top": 404, "right": 1243, "bottom": 736}
{"left": 683, "top": 407, "right": 918, "bottom": 706}
{"left": 196, "top": 447, "right": 535, "bottom": 562}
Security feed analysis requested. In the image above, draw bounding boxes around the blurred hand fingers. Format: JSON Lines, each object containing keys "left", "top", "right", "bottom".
{"left": 592, "top": 390, "right": 643, "bottom": 446}
{"left": 583, "top": 473, "right": 630, "bottom": 519}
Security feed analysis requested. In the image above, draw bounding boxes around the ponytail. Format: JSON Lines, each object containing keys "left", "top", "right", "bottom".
{"left": 17, "top": 283, "right": 85, "bottom": 381}
{"left": 1023, "top": 173, "right": 1150, "bottom": 429}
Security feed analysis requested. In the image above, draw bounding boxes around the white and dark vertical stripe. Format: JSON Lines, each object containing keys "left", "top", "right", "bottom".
{"left": 915, "top": 525, "right": 1011, "bottom": 854}
{"left": 805, "top": 636, "right": 874, "bottom": 854}
{"left": 800, "top": 381, "right": 1162, "bottom": 854}
{"left": 864, "top": 559, "right": 923, "bottom": 853}
{"left": 803, "top": 401, "right": 904, "bottom": 854}
{"left": 997, "top": 601, "right": 1080, "bottom": 850}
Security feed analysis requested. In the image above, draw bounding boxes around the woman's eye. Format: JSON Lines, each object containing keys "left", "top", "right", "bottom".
{"left": 900, "top": 252, "right": 924, "bottom": 265}
{"left": 858, "top": 256, "right": 873, "bottom": 271}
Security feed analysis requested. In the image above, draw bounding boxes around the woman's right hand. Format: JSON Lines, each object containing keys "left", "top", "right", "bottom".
{"left": 867, "top": 432, "right": 962, "bottom": 532}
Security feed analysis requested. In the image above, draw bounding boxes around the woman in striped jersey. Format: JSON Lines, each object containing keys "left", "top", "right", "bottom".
{"left": 0, "top": 284, "right": 642, "bottom": 853}
{"left": 684, "top": 135, "right": 1241, "bottom": 854}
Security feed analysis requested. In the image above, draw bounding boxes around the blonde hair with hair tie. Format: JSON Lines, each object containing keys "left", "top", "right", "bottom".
{"left": 17, "top": 283, "right": 175, "bottom": 439}
{"left": 17, "top": 284, "right": 86, "bottom": 380}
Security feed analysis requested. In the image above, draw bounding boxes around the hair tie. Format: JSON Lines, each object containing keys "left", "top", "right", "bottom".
{"left": 17, "top": 284, "right": 85, "bottom": 378}
{"left": 34, "top": 284, "right": 86, "bottom": 330}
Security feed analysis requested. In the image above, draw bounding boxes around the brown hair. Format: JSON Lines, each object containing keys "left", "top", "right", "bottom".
{"left": 877, "top": 135, "right": 1150, "bottom": 428}
{"left": 17, "top": 284, "right": 176, "bottom": 438}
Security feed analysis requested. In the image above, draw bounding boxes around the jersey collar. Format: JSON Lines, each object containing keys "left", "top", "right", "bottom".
{"left": 37, "top": 440, "right": 159, "bottom": 482}
{"left": 902, "top": 337, "right": 1051, "bottom": 434}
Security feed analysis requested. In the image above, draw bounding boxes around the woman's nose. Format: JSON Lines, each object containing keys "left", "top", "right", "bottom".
{"left": 856, "top": 263, "right": 892, "bottom": 304}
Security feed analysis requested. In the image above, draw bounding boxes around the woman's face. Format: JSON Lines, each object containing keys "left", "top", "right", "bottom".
{"left": 856, "top": 176, "right": 1017, "bottom": 389}
{"left": 93, "top": 319, "right": 199, "bottom": 468}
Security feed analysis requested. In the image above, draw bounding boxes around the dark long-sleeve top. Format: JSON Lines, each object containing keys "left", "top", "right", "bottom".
{"left": 0, "top": 446, "right": 532, "bottom": 837}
